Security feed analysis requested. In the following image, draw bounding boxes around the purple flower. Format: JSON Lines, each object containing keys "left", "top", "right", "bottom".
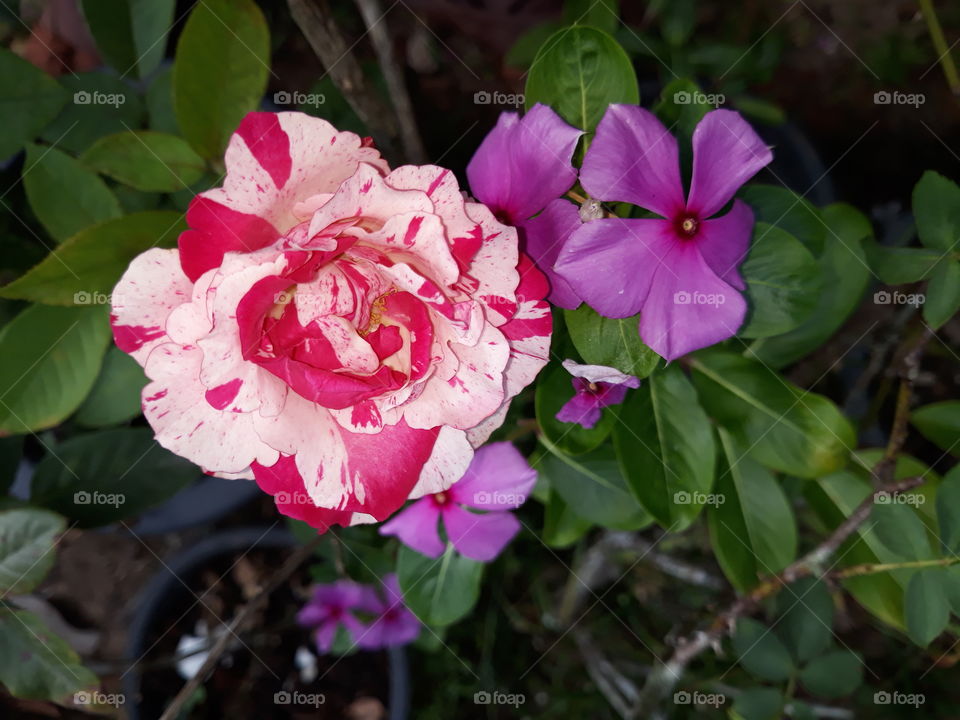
{"left": 555, "top": 106, "right": 772, "bottom": 361}
{"left": 467, "top": 104, "right": 584, "bottom": 308}
{"left": 354, "top": 574, "right": 421, "bottom": 650}
{"left": 555, "top": 360, "right": 641, "bottom": 429}
{"left": 297, "top": 580, "right": 375, "bottom": 653}
{"left": 379, "top": 442, "right": 537, "bottom": 562}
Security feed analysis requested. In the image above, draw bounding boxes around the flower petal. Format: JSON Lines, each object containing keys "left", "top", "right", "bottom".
{"left": 442, "top": 505, "right": 520, "bottom": 562}
{"left": 467, "top": 104, "right": 583, "bottom": 223}
{"left": 379, "top": 497, "right": 445, "bottom": 558}
{"left": 560, "top": 359, "right": 641, "bottom": 387}
{"left": 696, "top": 199, "right": 754, "bottom": 291}
{"left": 579, "top": 104, "right": 685, "bottom": 218}
{"left": 521, "top": 199, "right": 582, "bottom": 308}
{"left": 687, "top": 109, "right": 772, "bottom": 218}
{"left": 449, "top": 442, "right": 537, "bottom": 510}
{"left": 638, "top": 242, "right": 747, "bottom": 361}
{"left": 555, "top": 392, "right": 602, "bottom": 429}
{"left": 555, "top": 217, "right": 675, "bottom": 319}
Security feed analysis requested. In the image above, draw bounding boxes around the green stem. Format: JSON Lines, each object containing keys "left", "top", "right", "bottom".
{"left": 836, "top": 555, "right": 960, "bottom": 579}
{"left": 919, "top": 0, "right": 960, "bottom": 95}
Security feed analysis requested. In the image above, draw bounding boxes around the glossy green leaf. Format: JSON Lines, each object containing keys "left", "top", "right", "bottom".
{"left": 871, "top": 502, "right": 934, "bottom": 562}
{"left": 40, "top": 73, "right": 144, "bottom": 154}
{"left": 81, "top": 0, "right": 175, "bottom": 79}
{"left": 0, "top": 49, "right": 68, "bottom": 159}
{"left": 923, "top": 259, "right": 960, "bottom": 329}
{"left": 775, "top": 577, "right": 833, "bottom": 663}
{"left": 0, "top": 211, "right": 185, "bottom": 306}
{"left": 0, "top": 609, "right": 97, "bottom": 701}
{"left": 0, "top": 304, "right": 111, "bottom": 434}
{"left": 691, "top": 349, "right": 854, "bottom": 478}
{"left": 708, "top": 429, "right": 796, "bottom": 591}
{"left": 798, "top": 650, "right": 863, "bottom": 698}
{"left": 173, "top": 0, "right": 270, "bottom": 159}
{"left": 731, "top": 617, "right": 794, "bottom": 682}
{"left": 535, "top": 360, "right": 615, "bottom": 455}
{"left": 543, "top": 490, "right": 593, "bottom": 548}
{"left": 913, "top": 170, "right": 960, "bottom": 252}
{"left": 937, "top": 466, "right": 960, "bottom": 555}
{"left": 732, "top": 687, "right": 783, "bottom": 720}
{"left": 563, "top": 305, "right": 661, "bottom": 378}
{"left": 146, "top": 65, "right": 178, "bottom": 133}
{"left": 739, "top": 223, "right": 821, "bottom": 338}
{"left": 22, "top": 144, "right": 121, "bottom": 242}
{"left": 31, "top": 428, "right": 197, "bottom": 527}
{"left": 614, "top": 365, "right": 715, "bottom": 530}
{"left": 745, "top": 203, "right": 871, "bottom": 367}
{"left": 525, "top": 25, "right": 638, "bottom": 132}
{"left": 82, "top": 131, "right": 205, "bottom": 192}
{"left": 74, "top": 348, "right": 147, "bottom": 428}
{"left": 740, "top": 184, "right": 826, "bottom": 255}
{"left": 911, "top": 401, "right": 960, "bottom": 456}
{"left": 864, "top": 241, "right": 941, "bottom": 285}
{"left": 396, "top": 545, "right": 483, "bottom": 626}
{"left": 0, "top": 509, "right": 65, "bottom": 594}
{"left": 904, "top": 567, "right": 950, "bottom": 647}
{"left": 538, "top": 438, "right": 652, "bottom": 530}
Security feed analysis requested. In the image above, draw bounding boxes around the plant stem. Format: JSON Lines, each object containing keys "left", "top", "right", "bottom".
{"left": 836, "top": 556, "right": 960, "bottom": 579}
{"left": 919, "top": 0, "right": 960, "bottom": 95}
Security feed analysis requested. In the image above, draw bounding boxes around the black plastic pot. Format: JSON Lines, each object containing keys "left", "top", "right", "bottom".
{"left": 123, "top": 527, "right": 410, "bottom": 720}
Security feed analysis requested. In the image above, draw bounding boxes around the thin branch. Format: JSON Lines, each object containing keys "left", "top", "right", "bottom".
{"left": 158, "top": 536, "right": 324, "bottom": 720}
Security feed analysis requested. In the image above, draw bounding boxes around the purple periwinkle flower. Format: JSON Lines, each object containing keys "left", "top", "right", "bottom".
{"left": 467, "top": 104, "right": 584, "bottom": 308}
{"left": 555, "top": 360, "right": 641, "bottom": 429}
{"left": 379, "top": 442, "right": 537, "bottom": 562}
{"left": 555, "top": 106, "right": 773, "bottom": 361}
{"left": 297, "top": 580, "right": 374, "bottom": 653}
{"left": 354, "top": 574, "right": 421, "bottom": 650}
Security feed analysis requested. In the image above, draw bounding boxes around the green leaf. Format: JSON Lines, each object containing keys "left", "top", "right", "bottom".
{"left": 0, "top": 49, "right": 68, "bottom": 159}
{"left": 731, "top": 617, "right": 794, "bottom": 682}
{"left": 0, "top": 609, "right": 97, "bottom": 701}
{"left": 564, "top": 0, "right": 620, "bottom": 34}
{"left": 22, "top": 144, "right": 121, "bottom": 242}
{"left": 506, "top": 21, "right": 564, "bottom": 69}
{"left": 0, "top": 304, "right": 111, "bottom": 434}
{"left": 40, "top": 73, "right": 145, "bottom": 154}
{"left": 535, "top": 360, "right": 615, "bottom": 455}
{"left": 708, "top": 429, "right": 796, "bottom": 591}
{"left": 911, "top": 401, "right": 960, "bottom": 456}
{"left": 525, "top": 25, "right": 638, "bottom": 132}
{"left": 0, "top": 211, "right": 185, "bottom": 306}
{"left": 937, "top": 466, "right": 960, "bottom": 555}
{"left": 396, "top": 545, "right": 483, "bottom": 626}
{"left": 904, "top": 567, "right": 951, "bottom": 646}
{"left": 80, "top": 0, "right": 175, "bottom": 79}
{"left": 944, "top": 565, "right": 960, "bottom": 617}
{"left": 564, "top": 305, "right": 661, "bottom": 378}
{"left": 864, "top": 241, "right": 942, "bottom": 285}
{"left": 871, "top": 502, "right": 934, "bottom": 562}
{"left": 740, "top": 184, "right": 826, "bottom": 255}
{"left": 659, "top": 0, "right": 697, "bottom": 46}
{"left": 81, "top": 131, "right": 205, "bottom": 192}
{"left": 652, "top": 79, "right": 714, "bottom": 147}
{"left": 775, "top": 577, "right": 833, "bottom": 663}
{"left": 74, "top": 348, "right": 147, "bottom": 428}
{"left": 732, "top": 687, "right": 783, "bottom": 720}
{"left": 173, "top": 0, "right": 270, "bottom": 159}
{"left": 147, "top": 65, "right": 178, "bottom": 134}
{"left": 739, "top": 223, "right": 822, "bottom": 338}
{"left": 543, "top": 490, "right": 593, "bottom": 548}
{"left": 745, "top": 203, "right": 871, "bottom": 367}
{"left": 691, "top": 349, "right": 854, "bottom": 478}
{"left": 614, "top": 365, "right": 715, "bottom": 530}
{"left": 913, "top": 170, "right": 960, "bottom": 252}
{"left": 538, "top": 438, "right": 652, "bottom": 530}
{"left": 923, "top": 259, "right": 960, "bottom": 329}
{"left": 0, "top": 509, "right": 65, "bottom": 594}
{"left": 798, "top": 650, "right": 863, "bottom": 698}
{"left": 30, "top": 427, "right": 197, "bottom": 527}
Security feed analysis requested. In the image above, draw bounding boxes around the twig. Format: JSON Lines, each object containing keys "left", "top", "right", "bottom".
{"left": 287, "top": 0, "right": 400, "bottom": 159}
{"left": 835, "top": 556, "right": 960, "bottom": 579}
{"left": 158, "top": 536, "right": 324, "bottom": 720}
{"left": 353, "top": 0, "right": 427, "bottom": 163}
{"left": 919, "top": 0, "right": 960, "bottom": 95}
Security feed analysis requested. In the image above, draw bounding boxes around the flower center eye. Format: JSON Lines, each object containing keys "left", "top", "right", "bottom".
{"left": 677, "top": 214, "right": 699, "bottom": 238}
{"left": 587, "top": 382, "right": 599, "bottom": 392}
{"left": 433, "top": 491, "right": 449, "bottom": 505}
